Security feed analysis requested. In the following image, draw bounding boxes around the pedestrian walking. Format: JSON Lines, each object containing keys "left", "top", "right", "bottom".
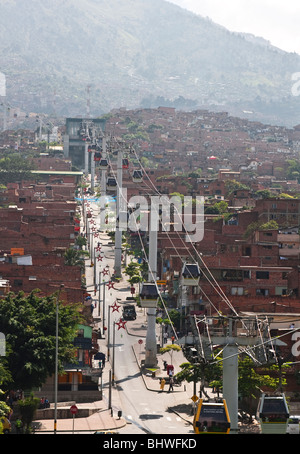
{"left": 15, "top": 418, "right": 23, "bottom": 434}
{"left": 163, "top": 332, "right": 168, "bottom": 344}
{"left": 168, "top": 376, "right": 174, "bottom": 392}
{"left": 160, "top": 378, "right": 166, "bottom": 392}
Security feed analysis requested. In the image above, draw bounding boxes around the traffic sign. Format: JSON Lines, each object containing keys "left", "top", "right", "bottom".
{"left": 138, "top": 339, "right": 143, "bottom": 344}
{"left": 191, "top": 395, "right": 198, "bottom": 403}
{"left": 70, "top": 404, "right": 78, "bottom": 415}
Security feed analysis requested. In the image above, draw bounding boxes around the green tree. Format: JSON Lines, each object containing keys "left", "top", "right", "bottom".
{"left": 124, "top": 261, "right": 144, "bottom": 285}
{"left": 0, "top": 155, "right": 34, "bottom": 185}
{"left": 205, "top": 201, "right": 228, "bottom": 215}
{"left": 286, "top": 159, "right": 300, "bottom": 182}
{"left": 238, "top": 355, "right": 289, "bottom": 420}
{"left": 75, "top": 235, "right": 87, "bottom": 250}
{"left": 0, "top": 354, "right": 12, "bottom": 419}
{"left": 176, "top": 360, "right": 222, "bottom": 399}
{"left": 17, "top": 395, "right": 40, "bottom": 433}
{"left": 159, "top": 344, "right": 181, "bottom": 366}
{"left": 225, "top": 179, "right": 249, "bottom": 195}
{"left": 255, "top": 189, "right": 274, "bottom": 199}
{"left": 64, "top": 248, "right": 87, "bottom": 268}
{"left": 244, "top": 220, "right": 278, "bottom": 239}
{"left": 0, "top": 290, "right": 82, "bottom": 391}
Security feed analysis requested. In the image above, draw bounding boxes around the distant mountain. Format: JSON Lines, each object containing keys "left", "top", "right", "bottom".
{"left": 0, "top": 0, "right": 299, "bottom": 126}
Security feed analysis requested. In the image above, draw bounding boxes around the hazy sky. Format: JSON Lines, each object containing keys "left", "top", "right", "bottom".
{"left": 168, "top": 0, "right": 300, "bottom": 54}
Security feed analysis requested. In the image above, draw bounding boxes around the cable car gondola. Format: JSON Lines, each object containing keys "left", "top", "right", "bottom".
{"left": 132, "top": 169, "right": 143, "bottom": 183}
{"left": 257, "top": 393, "right": 289, "bottom": 434}
{"left": 181, "top": 262, "right": 201, "bottom": 286}
{"left": 94, "top": 152, "right": 102, "bottom": 161}
{"left": 139, "top": 282, "right": 159, "bottom": 308}
{"left": 107, "top": 177, "right": 117, "bottom": 191}
{"left": 99, "top": 159, "right": 109, "bottom": 170}
{"left": 193, "top": 399, "right": 231, "bottom": 434}
{"left": 122, "top": 158, "right": 129, "bottom": 169}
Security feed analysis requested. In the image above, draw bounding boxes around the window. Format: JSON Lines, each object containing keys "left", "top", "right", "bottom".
{"left": 222, "top": 270, "right": 243, "bottom": 281}
{"left": 244, "top": 247, "right": 251, "bottom": 256}
{"left": 256, "top": 271, "right": 269, "bottom": 279}
{"left": 13, "top": 279, "right": 22, "bottom": 286}
{"left": 256, "top": 288, "right": 269, "bottom": 296}
{"left": 231, "top": 287, "right": 244, "bottom": 296}
{"left": 275, "top": 287, "right": 287, "bottom": 296}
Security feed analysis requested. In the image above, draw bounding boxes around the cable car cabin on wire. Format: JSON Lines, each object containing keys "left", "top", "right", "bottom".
{"left": 181, "top": 263, "right": 201, "bottom": 286}
{"left": 106, "top": 177, "right": 117, "bottom": 191}
{"left": 257, "top": 393, "right": 289, "bottom": 434}
{"left": 132, "top": 169, "right": 143, "bottom": 183}
{"left": 193, "top": 399, "right": 231, "bottom": 434}
{"left": 122, "top": 158, "right": 129, "bottom": 169}
{"left": 99, "top": 159, "right": 109, "bottom": 170}
{"left": 139, "top": 283, "right": 159, "bottom": 308}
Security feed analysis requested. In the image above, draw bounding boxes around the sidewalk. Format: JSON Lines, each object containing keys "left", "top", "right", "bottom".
{"left": 34, "top": 201, "right": 197, "bottom": 433}
{"left": 34, "top": 292, "right": 197, "bottom": 433}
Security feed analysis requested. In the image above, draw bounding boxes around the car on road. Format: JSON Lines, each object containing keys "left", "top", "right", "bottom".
{"left": 122, "top": 304, "right": 136, "bottom": 320}
{"left": 0, "top": 417, "right": 11, "bottom": 434}
{"left": 286, "top": 415, "right": 300, "bottom": 434}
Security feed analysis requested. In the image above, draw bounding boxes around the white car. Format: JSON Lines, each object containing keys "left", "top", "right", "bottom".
{"left": 286, "top": 416, "right": 300, "bottom": 434}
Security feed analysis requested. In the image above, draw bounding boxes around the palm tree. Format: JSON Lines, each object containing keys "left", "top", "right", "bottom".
{"left": 63, "top": 248, "right": 87, "bottom": 268}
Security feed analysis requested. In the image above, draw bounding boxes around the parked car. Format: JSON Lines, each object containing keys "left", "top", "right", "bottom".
{"left": 287, "top": 416, "right": 300, "bottom": 434}
{"left": 122, "top": 304, "right": 136, "bottom": 320}
{"left": 0, "top": 417, "right": 11, "bottom": 434}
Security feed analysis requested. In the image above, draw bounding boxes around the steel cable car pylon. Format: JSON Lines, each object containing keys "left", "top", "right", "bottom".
{"left": 192, "top": 314, "right": 275, "bottom": 434}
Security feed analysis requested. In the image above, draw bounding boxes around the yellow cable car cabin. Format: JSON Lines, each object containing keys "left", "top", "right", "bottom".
{"left": 193, "top": 399, "right": 231, "bottom": 434}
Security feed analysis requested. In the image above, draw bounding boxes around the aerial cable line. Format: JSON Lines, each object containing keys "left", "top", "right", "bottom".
{"left": 104, "top": 139, "right": 289, "bottom": 357}
{"left": 129, "top": 146, "right": 240, "bottom": 316}
{"left": 104, "top": 143, "right": 178, "bottom": 338}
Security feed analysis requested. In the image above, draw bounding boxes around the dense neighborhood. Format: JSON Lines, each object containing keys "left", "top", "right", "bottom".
{"left": 1, "top": 106, "right": 300, "bottom": 434}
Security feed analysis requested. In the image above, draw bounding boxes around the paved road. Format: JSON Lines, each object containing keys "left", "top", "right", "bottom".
{"left": 87, "top": 199, "right": 196, "bottom": 435}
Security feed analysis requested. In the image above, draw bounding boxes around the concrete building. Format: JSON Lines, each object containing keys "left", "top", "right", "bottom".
{"left": 63, "top": 117, "right": 106, "bottom": 171}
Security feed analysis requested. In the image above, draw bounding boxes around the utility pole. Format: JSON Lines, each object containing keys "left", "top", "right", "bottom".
{"left": 114, "top": 149, "right": 123, "bottom": 279}
{"left": 86, "top": 85, "right": 91, "bottom": 118}
{"left": 84, "top": 121, "right": 89, "bottom": 176}
{"left": 90, "top": 139, "right": 95, "bottom": 193}
{"left": 101, "top": 135, "right": 107, "bottom": 195}
{"left": 195, "top": 314, "right": 271, "bottom": 434}
{"left": 54, "top": 284, "right": 64, "bottom": 435}
{"left": 144, "top": 202, "right": 158, "bottom": 368}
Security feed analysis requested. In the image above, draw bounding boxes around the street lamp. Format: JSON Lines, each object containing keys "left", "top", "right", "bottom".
{"left": 54, "top": 284, "right": 64, "bottom": 435}
{"left": 112, "top": 317, "right": 126, "bottom": 386}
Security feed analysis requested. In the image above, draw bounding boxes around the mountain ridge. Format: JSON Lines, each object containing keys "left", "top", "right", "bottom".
{"left": 0, "top": 0, "right": 299, "bottom": 126}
